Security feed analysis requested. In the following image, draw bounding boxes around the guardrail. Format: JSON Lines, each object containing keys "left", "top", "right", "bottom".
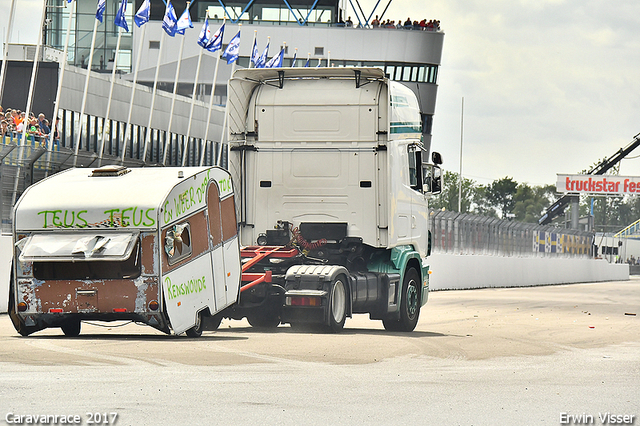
{"left": 430, "top": 210, "right": 593, "bottom": 258}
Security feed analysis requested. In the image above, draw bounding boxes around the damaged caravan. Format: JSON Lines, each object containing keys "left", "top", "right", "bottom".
{"left": 9, "top": 166, "right": 240, "bottom": 337}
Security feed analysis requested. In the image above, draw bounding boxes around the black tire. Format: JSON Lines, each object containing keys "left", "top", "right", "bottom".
{"left": 203, "top": 313, "right": 223, "bottom": 331}
{"left": 326, "top": 275, "right": 348, "bottom": 333}
{"left": 8, "top": 276, "right": 38, "bottom": 337}
{"left": 186, "top": 311, "right": 204, "bottom": 337}
{"left": 61, "top": 320, "right": 81, "bottom": 337}
{"left": 247, "top": 310, "right": 281, "bottom": 329}
{"left": 383, "top": 267, "right": 421, "bottom": 332}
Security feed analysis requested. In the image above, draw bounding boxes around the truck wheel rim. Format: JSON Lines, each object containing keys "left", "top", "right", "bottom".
{"left": 331, "top": 280, "right": 346, "bottom": 323}
{"left": 407, "top": 280, "right": 418, "bottom": 318}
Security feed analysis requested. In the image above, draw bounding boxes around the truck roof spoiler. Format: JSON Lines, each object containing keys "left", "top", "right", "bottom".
{"left": 231, "top": 67, "right": 386, "bottom": 89}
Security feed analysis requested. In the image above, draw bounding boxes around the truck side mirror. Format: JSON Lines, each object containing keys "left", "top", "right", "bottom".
{"left": 422, "top": 165, "right": 441, "bottom": 195}
{"left": 432, "top": 151, "right": 443, "bottom": 165}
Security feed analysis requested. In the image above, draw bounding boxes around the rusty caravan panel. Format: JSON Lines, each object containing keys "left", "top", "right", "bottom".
{"left": 141, "top": 233, "right": 157, "bottom": 275}
{"left": 221, "top": 197, "right": 238, "bottom": 241}
{"left": 161, "top": 211, "right": 209, "bottom": 273}
{"left": 29, "top": 278, "right": 159, "bottom": 314}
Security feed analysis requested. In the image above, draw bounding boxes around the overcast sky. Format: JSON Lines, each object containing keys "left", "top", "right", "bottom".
{"left": 2, "top": 0, "right": 640, "bottom": 187}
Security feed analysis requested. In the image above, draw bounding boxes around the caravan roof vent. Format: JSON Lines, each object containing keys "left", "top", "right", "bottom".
{"left": 90, "top": 165, "right": 130, "bottom": 177}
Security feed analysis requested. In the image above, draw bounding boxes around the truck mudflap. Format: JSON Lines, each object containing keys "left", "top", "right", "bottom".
{"left": 282, "top": 265, "right": 350, "bottom": 329}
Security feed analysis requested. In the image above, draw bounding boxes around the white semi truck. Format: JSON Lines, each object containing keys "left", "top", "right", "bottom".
{"left": 223, "top": 67, "right": 442, "bottom": 332}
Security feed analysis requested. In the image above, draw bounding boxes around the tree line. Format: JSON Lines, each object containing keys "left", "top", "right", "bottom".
{"left": 430, "top": 171, "right": 640, "bottom": 233}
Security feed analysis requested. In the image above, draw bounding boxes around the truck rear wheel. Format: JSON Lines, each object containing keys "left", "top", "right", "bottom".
{"left": 383, "top": 267, "right": 420, "bottom": 332}
{"left": 326, "top": 275, "right": 347, "bottom": 333}
{"left": 61, "top": 320, "right": 81, "bottom": 337}
{"left": 203, "top": 313, "right": 223, "bottom": 331}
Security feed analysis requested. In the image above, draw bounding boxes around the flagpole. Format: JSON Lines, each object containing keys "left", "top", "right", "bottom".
{"left": 160, "top": 33, "right": 186, "bottom": 165}
{"left": 249, "top": 30, "right": 256, "bottom": 69}
{"left": 157, "top": 1, "right": 191, "bottom": 165}
{"left": 202, "top": 20, "right": 226, "bottom": 166}
{"left": 327, "top": 50, "right": 330, "bottom": 67}
{"left": 215, "top": 23, "right": 239, "bottom": 168}
{"left": 97, "top": 27, "right": 123, "bottom": 166}
{"left": 20, "top": 0, "right": 49, "bottom": 147}
{"left": 46, "top": 0, "right": 75, "bottom": 172}
{"left": 73, "top": 14, "right": 100, "bottom": 167}
{"left": 283, "top": 41, "right": 287, "bottom": 67}
{"left": 0, "top": 0, "right": 18, "bottom": 106}
{"left": 139, "top": 30, "right": 166, "bottom": 164}
{"left": 121, "top": 24, "right": 147, "bottom": 163}
{"left": 11, "top": 0, "right": 47, "bottom": 208}
{"left": 216, "top": 60, "right": 234, "bottom": 167}
{"left": 191, "top": 14, "right": 210, "bottom": 166}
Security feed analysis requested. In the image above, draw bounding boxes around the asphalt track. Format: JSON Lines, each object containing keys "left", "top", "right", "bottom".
{"left": 0, "top": 278, "right": 638, "bottom": 425}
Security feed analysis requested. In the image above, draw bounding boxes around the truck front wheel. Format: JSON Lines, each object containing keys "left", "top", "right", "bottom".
{"left": 326, "top": 275, "right": 347, "bottom": 333}
{"left": 61, "top": 320, "right": 81, "bottom": 337}
{"left": 247, "top": 310, "right": 281, "bottom": 329}
{"left": 383, "top": 267, "right": 420, "bottom": 332}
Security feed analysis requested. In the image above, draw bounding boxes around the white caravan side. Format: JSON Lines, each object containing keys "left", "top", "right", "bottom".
{"left": 10, "top": 166, "right": 240, "bottom": 337}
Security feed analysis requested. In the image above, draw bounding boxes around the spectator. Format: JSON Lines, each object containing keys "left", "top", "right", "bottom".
{"left": 345, "top": 16, "right": 353, "bottom": 27}
{"left": 38, "top": 113, "right": 50, "bottom": 136}
{"left": 396, "top": 19, "right": 403, "bottom": 29}
{"left": 371, "top": 15, "right": 380, "bottom": 28}
{"left": 404, "top": 18, "right": 412, "bottom": 29}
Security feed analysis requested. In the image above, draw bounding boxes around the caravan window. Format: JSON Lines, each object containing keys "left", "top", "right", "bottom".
{"left": 165, "top": 222, "right": 192, "bottom": 265}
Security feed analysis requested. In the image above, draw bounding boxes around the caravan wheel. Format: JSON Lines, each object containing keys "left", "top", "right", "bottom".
{"left": 186, "top": 312, "right": 204, "bottom": 337}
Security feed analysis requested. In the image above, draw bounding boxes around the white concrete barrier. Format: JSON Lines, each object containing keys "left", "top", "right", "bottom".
{"left": 0, "top": 235, "right": 630, "bottom": 313}
{"left": 1, "top": 234, "right": 12, "bottom": 313}
{"left": 428, "top": 253, "right": 629, "bottom": 291}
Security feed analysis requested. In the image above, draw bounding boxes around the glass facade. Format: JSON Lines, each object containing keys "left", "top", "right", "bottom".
{"left": 45, "top": 0, "right": 133, "bottom": 72}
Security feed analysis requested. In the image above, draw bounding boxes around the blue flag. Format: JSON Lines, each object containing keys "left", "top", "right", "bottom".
{"left": 176, "top": 7, "right": 193, "bottom": 35}
{"left": 304, "top": 57, "right": 310, "bottom": 67}
{"left": 95, "top": 0, "right": 106, "bottom": 23}
{"left": 197, "top": 17, "right": 211, "bottom": 48}
{"left": 134, "top": 0, "right": 150, "bottom": 27}
{"left": 255, "top": 40, "right": 269, "bottom": 68}
{"left": 207, "top": 23, "right": 224, "bottom": 53}
{"left": 162, "top": 1, "right": 178, "bottom": 37}
{"left": 222, "top": 31, "right": 241, "bottom": 64}
{"left": 265, "top": 48, "right": 284, "bottom": 68}
{"left": 291, "top": 51, "right": 297, "bottom": 67}
{"left": 250, "top": 39, "right": 259, "bottom": 66}
{"left": 114, "top": 0, "right": 129, "bottom": 32}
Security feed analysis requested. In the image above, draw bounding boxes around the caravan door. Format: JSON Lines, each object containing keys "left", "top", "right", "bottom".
{"left": 207, "top": 182, "right": 240, "bottom": 310}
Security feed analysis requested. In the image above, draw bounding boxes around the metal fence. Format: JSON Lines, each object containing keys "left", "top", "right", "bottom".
{"left": 430, "top": 210, "right": 593, "bottom": 258}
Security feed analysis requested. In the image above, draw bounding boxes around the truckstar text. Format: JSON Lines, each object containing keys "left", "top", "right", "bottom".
{"left": 556, "top": 174, "right": 640, "bottom": 196}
